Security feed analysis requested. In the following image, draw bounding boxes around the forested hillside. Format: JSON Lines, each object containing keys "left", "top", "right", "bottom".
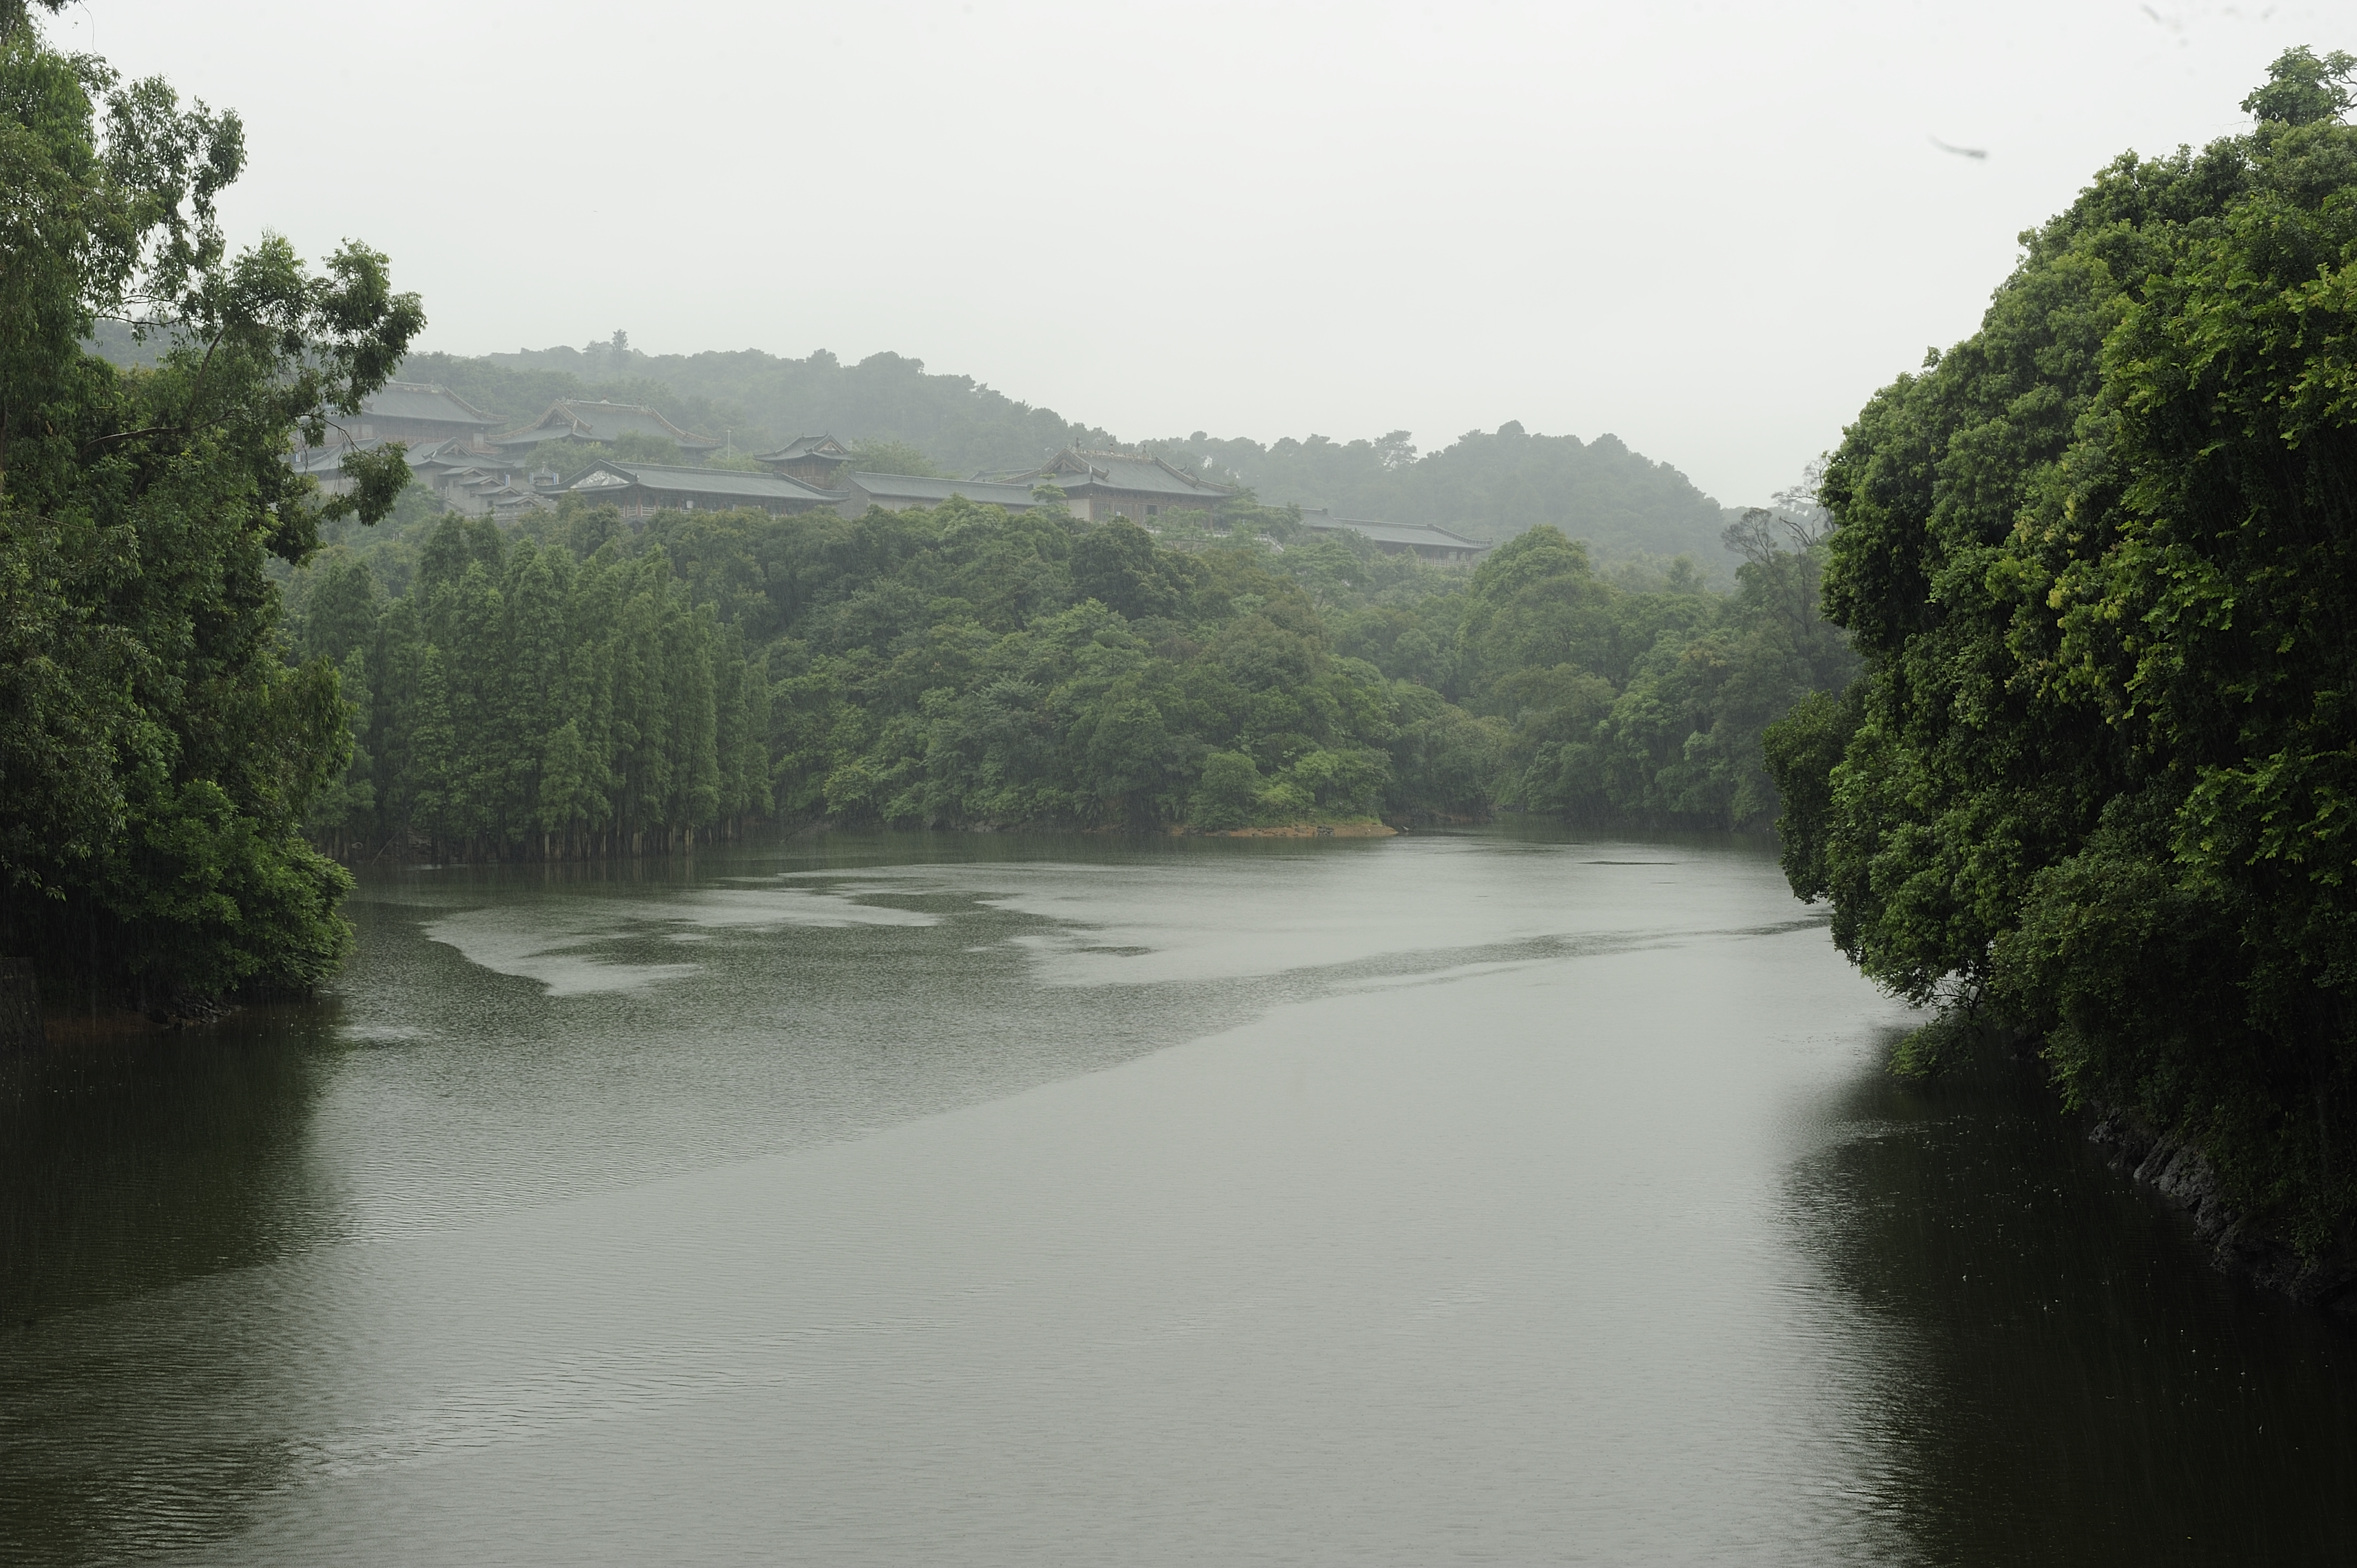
{"left": 287, "top": 494, "right": 1850, "bottom": 860}
{"left": 1764, "top": 47, "right": 2357, "bottom": 1294}
{"left": 392, "top": 337, "right": 1738, "bottom": 568}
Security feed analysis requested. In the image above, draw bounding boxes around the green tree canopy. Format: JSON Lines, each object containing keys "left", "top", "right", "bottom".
{"left": 0, "top": 6, "right": 420, "bottom": 1003}
{"left": 292, "top": 476, "right": 1852, "bottom": 858}
{"left": 2240, "top": 44, "right": 2356, "bottom": 125}
{"left": 1766, "top": 47, "right": 2357, "bottom": 1266}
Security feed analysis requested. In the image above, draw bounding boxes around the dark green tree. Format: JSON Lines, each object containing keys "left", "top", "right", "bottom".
{"left": 1070, "top": 519, "right": 1187, "bottom": 621}
{"left": 1, "top": 7, "right": 420, "bottom": 1002}
{"left": 1767, "top": 48, "right": 2357, "bottom": 1263}
{"left": 292, "top": 445, "right": 1851, "bottom": 849}
{"left": 2240, "top": 44, "right": 2355, "bottom": 125}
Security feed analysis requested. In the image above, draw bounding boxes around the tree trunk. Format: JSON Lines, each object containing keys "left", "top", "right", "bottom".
{"left": 0, "top": 958, "right": 47, "bottom": 1053}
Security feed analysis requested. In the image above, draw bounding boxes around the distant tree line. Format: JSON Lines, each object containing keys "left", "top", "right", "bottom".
{"left": 1140, "top": 423, "right": 1733, "bottom": 562}
{"left": 289, "top": 491, "right": 1852, "bottom": 861}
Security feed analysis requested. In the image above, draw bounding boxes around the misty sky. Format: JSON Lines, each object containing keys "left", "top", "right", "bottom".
{"left": 68, "top": 1, "right": 2345, "bottom": 505}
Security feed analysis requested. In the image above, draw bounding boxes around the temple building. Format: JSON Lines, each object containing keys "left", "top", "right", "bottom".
{"left": 564, "top": 460, "right": 840, "bottom": 519}
{"left": 997, "top": 448, "right": 1234, "bottom": 524}
{"left": 755, "top": 434, "right": 855, "bottom": 488}
{"left": 323, "top": 380, "right": 500, "bottom": 447}
{"left": 837, "top": 472, "right": 1043, "bottom": 517}
{"left": 295, "top": 437, "right": 554, "bottom": 520}
{"left": 490, "top": 399, "right": 722, "bottom": 456}
{"left": 1298, "top": 508, "right": 1490, "bottom": 564}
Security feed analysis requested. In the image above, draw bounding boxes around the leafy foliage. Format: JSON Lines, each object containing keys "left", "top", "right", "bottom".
{"left": 1766, "top": 48, "right": 2357, "bottom": 1254}
{"left": 296, "top": 486, "right": 1851, "bottom": 853}
{"left": 0, "top": 11, "right": 419, "bottom": 1003}
{"left": 846, "top": 438, "right": 944, "bottom": 478}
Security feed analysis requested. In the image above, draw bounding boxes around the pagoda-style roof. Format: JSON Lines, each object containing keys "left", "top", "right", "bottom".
{"left": 841, "top": 472, "right": 1042, "bottom": 510}
{"left": 491, "top": 399, "right": 722, "bottom": 452}
{"left": 1004, "top": 448, "right": 1235, "bottom": 502}
{"left": 290, "top": 435, "right": 480, "bottom": 477}
{"left": 754, "top": 434, "right": 852, "bottom": 465}
{"left": 566, "top": 460, "right": 840, "bottom": 508}
{"left": 289, "top": 442, "right": 359, "bottom": 477}
{"left": 445, "top": 467, "right": 550, "bottom": 518}
{"left": 399, "top": 437, "right": 485, "bottom": 471}
{"left": 1299, "top": 508, "right": 1490, "bottom": 560}
{"left": 362, "top": 380, "right": 498, "bottom": 427}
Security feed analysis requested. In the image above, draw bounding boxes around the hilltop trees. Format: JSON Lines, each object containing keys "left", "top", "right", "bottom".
{"left": 0, "top": 4, "right": 420, "bottom": 1003}
{"left": 1163, "top": 424, "right": 1733, "bottom": 563}
{"left": 1766, "top": 47, "right": 2357, "bottom": 1267}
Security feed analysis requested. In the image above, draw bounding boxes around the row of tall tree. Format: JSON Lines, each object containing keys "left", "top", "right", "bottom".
{"left": 289, "top": 489, "right": 1852, "bottom": 861}
{"left": 300, "top": 527, "right": 769, "bottom": 862}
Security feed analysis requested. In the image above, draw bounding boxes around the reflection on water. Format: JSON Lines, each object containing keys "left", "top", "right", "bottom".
{"left": 1, "top": 829, "right": 2351, "bottom": 1565}
{"left": 0, "top": 1002, "right": 346, "bottom": 1323}
{"left": 1789, "top": 1050, "right": 2357, "bottom": 1564}
{"left": 422, "top": 882, "right": 941, "bottom": 996}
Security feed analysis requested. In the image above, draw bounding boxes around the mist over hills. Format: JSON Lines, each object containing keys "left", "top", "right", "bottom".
{"left": 1146, "top": 425, "right": 1732, "bottom": 565}
{"left": 409, "top": 339, "right": 1744, "bottom": 567}
{"left": 85, "top": 319, "right": 1744, "bottom": 569}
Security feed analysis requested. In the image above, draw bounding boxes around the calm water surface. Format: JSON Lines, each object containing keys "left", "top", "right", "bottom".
{"left": 3, "top": 831, "right": 2351, "bottom": 1565}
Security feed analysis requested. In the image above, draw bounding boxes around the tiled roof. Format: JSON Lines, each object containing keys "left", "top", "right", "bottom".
{"left": 363, "top": 380, "right": 497, "bottom": 426}
{"left": 567, "top": 461, "right": 838, "bottom": 502}
{"left": 1010, "top": 448, "right": 1235, "bottom": 501}
{"left": 754, "top": 434, "right": 851, "bottom": 462}
{"left": 845, "top": 472, "right": 1040, "bottom": 508}
{"left": 491, "top": 400, "right": 722, "bottom": 450}
{"left": 290, "top": 436, "right": 466, "bottom": 476}
{"left": 404, "top": 439, "right": 488, "bottom": 470}
{"left": 1300, "top": 510, "right": 1490, "bottom": 553}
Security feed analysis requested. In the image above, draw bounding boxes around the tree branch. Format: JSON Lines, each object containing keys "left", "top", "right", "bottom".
{"left": 78, "top": 424, "right": 183, "bottom": 459}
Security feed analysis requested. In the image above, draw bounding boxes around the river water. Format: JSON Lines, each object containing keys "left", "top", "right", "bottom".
{"left": 2, "top": 831, "right": 2351, "bottom": 1565}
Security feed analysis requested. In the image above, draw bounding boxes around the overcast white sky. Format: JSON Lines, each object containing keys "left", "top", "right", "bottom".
{"left": 63, "top": 0, "right": 2348, "bottom": 504}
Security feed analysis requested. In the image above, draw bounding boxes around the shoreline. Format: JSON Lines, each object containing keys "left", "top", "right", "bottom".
{"left": 2087, "top": 1103, "right": 2357, "bottom": 1318}
{"left": 1169, "top": 821, "right": 1399, "bottom": 839}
